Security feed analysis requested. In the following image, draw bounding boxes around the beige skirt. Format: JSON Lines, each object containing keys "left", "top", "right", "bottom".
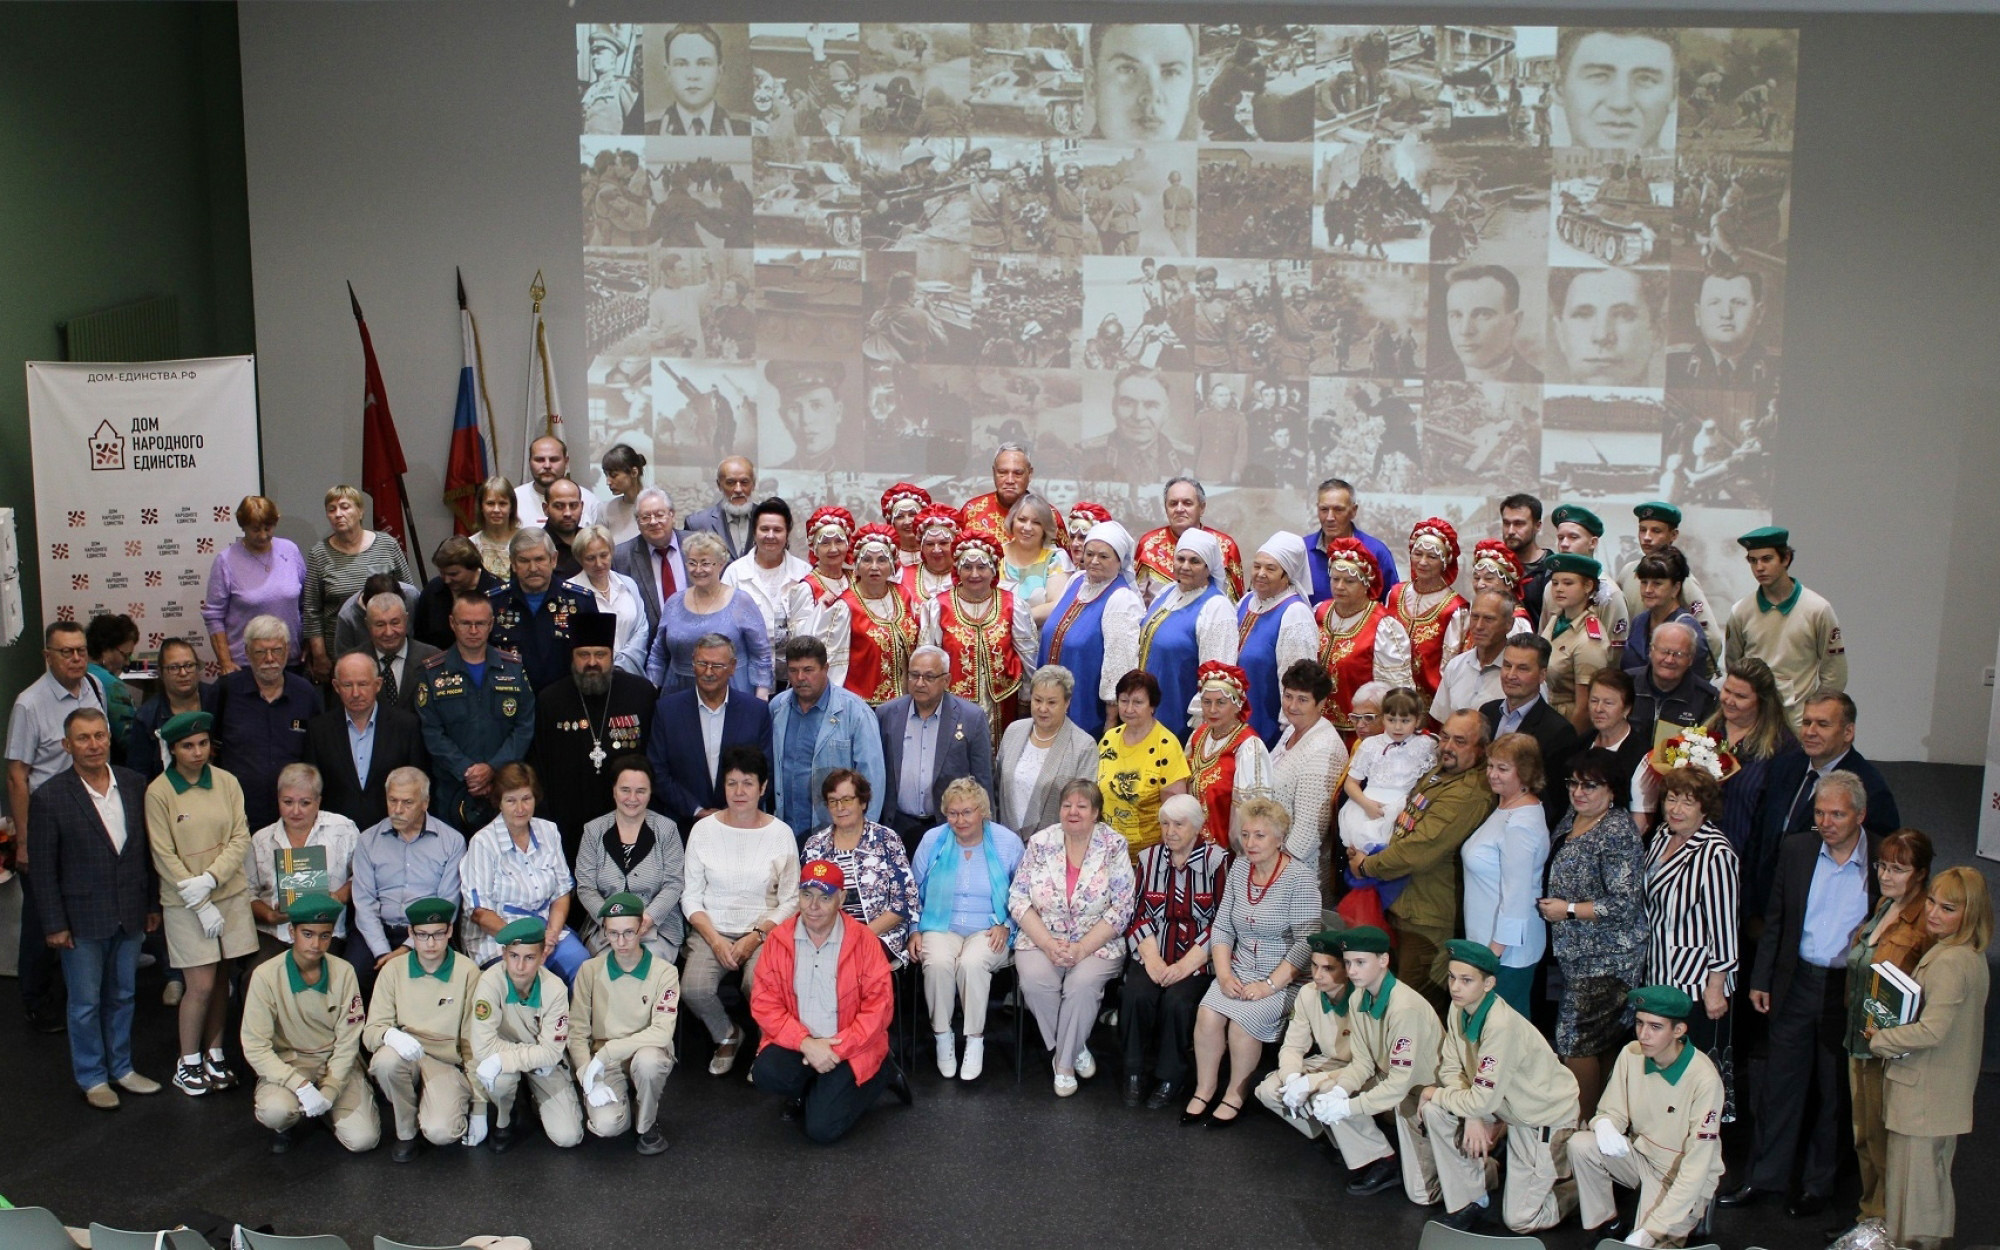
{"left": 162, "top": 891, "right": 259, "bottom": 968}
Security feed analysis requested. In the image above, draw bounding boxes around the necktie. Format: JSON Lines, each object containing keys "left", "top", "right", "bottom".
{"left": 659, "top": 547, "right": 677, "bottom": 600}
{"left": 378, "top": 651, "right": 395, "bottom": 689}
{"left": 1789, "top": 767, "right": 1819, "bottom": 832}
{"left": 691, "top": 117, "right": 706, "bottom": 136}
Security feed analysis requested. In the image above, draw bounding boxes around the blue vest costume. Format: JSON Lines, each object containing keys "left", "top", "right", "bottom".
{"left": 1140, "top": 586, "right": 1220, "bottom": 742}
{"left": 1039, "top": 578, "right": 1115, "bottom": 738}
{"left": 1236, "top": 594, "right": 1299, "bottom": 746}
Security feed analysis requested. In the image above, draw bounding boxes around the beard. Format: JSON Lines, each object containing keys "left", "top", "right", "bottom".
{"left": 575, "top": 669, "right": 611, "bottom": 697}
{"left": 721, "top": 499, "right": 754, "bottom": 521}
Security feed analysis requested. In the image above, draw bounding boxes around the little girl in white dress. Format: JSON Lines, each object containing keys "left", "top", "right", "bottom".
{"left": 1337, "top": 687, "right": 1437, "bottom": 857}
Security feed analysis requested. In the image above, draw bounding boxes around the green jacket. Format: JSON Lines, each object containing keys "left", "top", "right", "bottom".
{"left": 1359, "top": 764, "right": 1496, "bottom": 934}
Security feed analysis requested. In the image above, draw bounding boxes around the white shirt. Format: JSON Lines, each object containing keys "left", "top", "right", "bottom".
{"left": 1431, "top": 645, "right": 1509, "bottom": 723}
{"left": 697, "top": 693, "right": 729, "bottom": 785}
{"left": 79, "top": 769, "right": 127, "bottom": 854}
{"left": 247, "top": 812, "right": 361, "bottom": 941}
{"left": 563, "top": 569, "right": 649, "bottom": 675}
{"left": 514, "top": 482, "right": 602, "bottom": 529}
{"left": 723, "top": 551, "right": 812, "bottom": 645}
{"left": 681, "top": 816, "right": 800, "bottom": 935}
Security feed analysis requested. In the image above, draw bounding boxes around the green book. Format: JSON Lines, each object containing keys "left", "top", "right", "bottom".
{"left": 274, "top": 844, "right": 329, "bottom": 909}
{"left": 1862, "top": 959, "right": 1922, "bottom": 1031}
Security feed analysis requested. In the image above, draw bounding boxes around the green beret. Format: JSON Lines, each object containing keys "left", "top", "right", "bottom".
{"left": 1736, "top": 525, "right": 1789, "bottom": 552}
{"left": 1627, "top": 984, "right": 1694, "bottom": 1021}
{"left": 285, "top": 892, "right": 344, "bottom": 927}
{"left": 1549, "top": 504, "right": 1603, "bottom": 537}
{"left": 157, "top": 710, "right": 214, "bottom": 744}
{"left": 1445, "top": 938, "right": 1501, "bottom": 977}
{"left": 1544, "top": 552, "right": 1602, "bottom": 580}
{"left": 1633, "top": 501, "right": 1681, "bottom": 527}
{"left": 597, "top": 892, "right": 646, "bottom": 920}
{"left": 1340, "top": 925, "right": 1392, "bottom": 955}
{"left": 497, "top": 917, "right": 547, "bottom": 948}
{"left": 403, "top": 897, "right": 456, "bottom": 927}
{"left": 1306, "top": 929, "right": 1347, "bottom": 957}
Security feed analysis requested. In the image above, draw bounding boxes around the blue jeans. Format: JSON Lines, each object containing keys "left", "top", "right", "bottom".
{"left": 59, "top": 929, "right": 142, "bottom": 1088}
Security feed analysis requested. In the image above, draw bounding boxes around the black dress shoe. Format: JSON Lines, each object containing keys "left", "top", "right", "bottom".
{"left": 1205, "top": 1098, "right": 1245, "bottom": 1130}
{"left": 488, "top": 1123, "right": 517, "bottom": 1154}
{"left": 1591, "top": 1216, "right": 1630, "bottom": 1240}
{"left": 390, "top": 1136, "right": 420, "bottom": 1164}
{"left": 1718, "top": 1184, "right": 1773, "bottom": 1207}
{"left": 24, "top": 1009, "right": 65, "bottom": 1035}
{"left": 781, "top": 1098, "right": 803, "bottom": 1122}
{"left": 1144, "top": 1080, "right": 1176, "bottom": 1111}
{"left": 1179, "top": 1095, "right": 1211, "bottom": 1126}
{"left": 269, "top": 1129, "right": 292, "bottom": 1155}
{"left": 636, "top": 1126, "right": 669, "bottom": 1155}
{"left": 886, "top": 1066, "right": 913, "bottom": 1107}
{"left": 1788, "top": 1193, "right": 1828, "bottom": 1219}
{"left": 1439, "top": 1202, "right": 1488, "bottom": 1232}
{"left": 1346, "top": 1156, "right": 1403, "bottom": 1197}
{"left": 1122, "top": 1075, "right": 1144, "bottom": 1107}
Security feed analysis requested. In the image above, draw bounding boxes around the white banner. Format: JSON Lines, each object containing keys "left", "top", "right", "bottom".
{"left": 25, "top": 357, "right": 259, "bottom": 669}
{"left": 1980, "top": 632, "right": 2000, "bottom": 862}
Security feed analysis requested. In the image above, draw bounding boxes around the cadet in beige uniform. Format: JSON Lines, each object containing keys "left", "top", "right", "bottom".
{"left": 239, "top": 892, "right": 380, "bottom": 1153}
{"left": 471, "top": 916, "right": 584, "bottom": 1151}
{"left": 1539, "top": 553, "right": 1611, "bottom": 732}
{"left": 1567, "top": 985, "right": 1726, "bottom": 1247}
{"left": 1722, "top": 527, "right": 1846, "bottom": 727}
{"left": 1256, "top": 930, "right": 1356, "bottom": 1143}
{"left": 1310, "top": 925, "right": 1443, "bottom": 1204}
{"left": 364, "top": 896, "right": 482, "bottom": 1161}
{"left": 1420, "top": 940, "right": 1581, "bottom": 1233}
{"left": 1541, "top": 505, "right": 1629, "bottom": 654}
{"left": 570, "top": 892, "right": 680, "bottom": 1155}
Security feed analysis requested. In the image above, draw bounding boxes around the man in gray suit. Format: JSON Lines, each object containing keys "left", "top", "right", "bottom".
{"left": 612, "top": 486, "right": 689, "bottom": 638}
{"left": 876, "top": 646, "right": 994, "bottom": 853}
{"left": 681, "top": 456, "right": 758, "bottom": 562}
{"left": 363, "top": 593, "right": 441, "bottom": 713}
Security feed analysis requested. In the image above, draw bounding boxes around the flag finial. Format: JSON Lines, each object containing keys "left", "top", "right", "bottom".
{"left": 529, "top": 270, "right": 546, "bottom": 313}
{"left": 456, "top": 268, "right": 467, "bottom": 311}
{"left": 347, "top": 281, "right": 363, "bottom": 321}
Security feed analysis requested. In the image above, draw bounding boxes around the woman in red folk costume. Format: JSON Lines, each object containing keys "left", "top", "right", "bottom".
{"left": 922, "top": 531, "right": 1040, "bottom": 741}
{"left": 1442, "top": 539, "right": 1535, "bottom": 657}
{"left": 824, "top": 523, "right": 919, "bottom": 706}
{"left": 784, "top": 506, "right": 855, "bottom": 649}
{"left": 881, "top": 482, "right": 933, "bottom": 569}
{"left": 1312, "top": 539, "right": 1413, "bottom": 745}
{"left": 1385, "top": 518, "right": 1468, "bottom": 705}
{"left": 1066, "top": 502, "right": 1112, "bottom": 567}
{"left": 1186, "top": 661, "right": 1273, "bottom": 852}
{"left": 899, "top": 504, "right": 962, "bottom": 602}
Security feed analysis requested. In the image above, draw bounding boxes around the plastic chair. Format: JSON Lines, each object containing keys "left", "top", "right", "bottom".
{"left": 88, "top": 1226, "right": 213, "bottom": 1250}
{"left": 1418, "top": 1222, "right": 1547, "bottom": 1250}
{"left": 375, "top": 1240, "right": 468, "bottom": 1250}
{"left": 240, "top": 1232, "right": 354, "bottom": 1250}
{"left": 0, "top": 1206, "right": 78, "bottom": 1250}
{"left": 1596, "top": 1244, "right": 1719, "bottom": 1250}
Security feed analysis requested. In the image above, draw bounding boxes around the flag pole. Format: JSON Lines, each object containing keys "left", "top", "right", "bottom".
{"left": 459, "top": 268, "right": 501, "bottom": 474}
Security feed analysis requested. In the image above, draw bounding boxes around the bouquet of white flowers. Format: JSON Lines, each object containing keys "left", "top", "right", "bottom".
{"left": 1648, "top": 725, "right": 1739, "bottom": 782}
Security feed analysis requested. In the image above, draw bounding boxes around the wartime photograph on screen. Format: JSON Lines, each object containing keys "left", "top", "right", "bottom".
{"left": 574, "top": 21, "right": 1798, "bottom": 608}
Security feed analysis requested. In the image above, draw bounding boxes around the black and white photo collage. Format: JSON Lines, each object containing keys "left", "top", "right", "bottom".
{"left": 577, "top": 21, "right": 1796, "bottom": 600}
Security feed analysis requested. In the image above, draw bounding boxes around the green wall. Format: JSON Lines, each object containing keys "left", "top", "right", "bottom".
{"left": 0, "top": 2, "right": 253, "bottom": 707}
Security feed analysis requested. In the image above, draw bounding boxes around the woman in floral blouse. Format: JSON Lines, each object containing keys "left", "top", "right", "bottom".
{"left": 1009, "top": 779, "right": 1138, "bottom": 1097}
{"left": 801, "top": 768, "right": 918, "bottom": 967}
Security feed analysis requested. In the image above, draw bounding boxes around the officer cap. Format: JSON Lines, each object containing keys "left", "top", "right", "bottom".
{"left": 1627, "top": 984, "right": 1693, "bottom": 1021}
{"left": 1736, "top": 525, "right": 1789, "bottom": 552}
{"left": 286, "top": 892, "right": 344, "bottom": 927}
{"left": 764, "top": 359, "right": 846, "bottom": 396}
{"left": 404, "top": 897, "right": 457, "bottom": 927}
{"left": 1633, "top": 501, "right": 1681, "bottom": 528}
{"left": 1306, "top": 929, "right": 1346, "bottom": 957}
{"left": 1544, "top": 552, "right": 1602, "bottom": 580}
{"left": 1339, "top": 926, "right": 1392, "bottom": 955}
{"left": 497, "top": 917, "right": 547, "bottom": 948}
{"left": 157, "top": 710, "right": 214, "bottom": 745}
{"left": 570, "top": 612, "right": 618, "bottom": 650}
{"left": 598, "top": 892, "right": 647, "bottom": 920}
{"left": 1445, "top": 938, "right": 1501, "bottom": 977}
{"left": 1549, "top": 504, "right": 1603, "bottom": 536}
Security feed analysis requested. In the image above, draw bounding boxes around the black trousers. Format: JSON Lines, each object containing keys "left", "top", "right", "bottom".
{"left": 886, "top": 812, "right": 935, "bottom": 859}
{"left": 751, "top": 1044, "right": 886, "bottom": 1145}
{"left": 1745, "top": 963, "right": 1849, "bottom": 1197}
{"left": 15, "top": 867, "right": 59, "bottom": 1011}
{"left": 1118, "top": 963, "right": 1211, "bottom": 1086}
{"left": 349, "top": 923, "right": 408, "bottom": 1006}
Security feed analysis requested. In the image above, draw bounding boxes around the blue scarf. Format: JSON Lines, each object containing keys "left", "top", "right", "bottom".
{"left": 918, "top": 823, "right": 1011, "bottom": 935}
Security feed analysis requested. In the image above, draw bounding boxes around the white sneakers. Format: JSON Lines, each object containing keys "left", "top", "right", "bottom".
{"left": 959, "top": 1036, "right": 985, "bottom": 1081}
{"left": 1073, "top": 1048, "right": 1097, "bottom": 1080}
{"left": 1053, "top": 1073, "right": 1079, "bottom": 1097}
{"left": 935, "top": 1032, "right": 958, "bottom": 1078}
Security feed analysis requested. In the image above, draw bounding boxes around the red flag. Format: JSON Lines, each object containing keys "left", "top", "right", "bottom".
{"left": 350, "top": 282, "right": 420, "bottom": 566}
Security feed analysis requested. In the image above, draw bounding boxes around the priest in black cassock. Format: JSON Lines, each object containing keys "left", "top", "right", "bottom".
{"left": 531, "top": 612, "right": 655, "bottom": 862}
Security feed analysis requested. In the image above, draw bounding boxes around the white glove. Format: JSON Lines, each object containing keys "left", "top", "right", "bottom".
{"left": 1623, "top": 1230, "right": 1657, "bottom": 1248}
{"left": 581, "top": 1056, "right": 606, "bottom": 1092}
{"left": 196, "top": 901, "right": 225, "bottom": 938}
{"left": 476, "top": 1054, "right": 504, "bottom": 1091}
{"left": 382, "top": 1028, "right": 424, "bottom": 1063}
{"left": 587, "top": 1083, "right": 618, "bottom": 1108}
{"left": 1280, "top": 1072, "right": 1313, "bottom": 1111}
{"left": 1594, "top": 1117, "right": 1631, "bottom": 1159}
{"left": 461, "top": 1111, "right": 488, "bottom": 1147}
{"left": 1310, "top": 1088, "right": 1351, "bottom": 1125}
{"left": 176, "top": 872, "right": 217, "bottom": 908}
{"left": 533, "top": 1064, "right": 557, "bottom": 1078}
{"left": 295, "top": 1083, "right": 332, "bottom": 1118}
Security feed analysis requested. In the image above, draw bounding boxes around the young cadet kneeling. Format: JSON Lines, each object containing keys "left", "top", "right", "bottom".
{"left": 364, "top": 896, "right": 483, "bottom": 1162}
{"left": 1566, "top": 985, "right": 1726, "bottom": 1247}
{"left": 1308, "top": 925, "right": 1443, "bottom": 1203}
{"left": 240, "top": 892, "right": 381, "bottom": 1154}
{"left": 1419, "top": 939, "right": 1581, "bottom": 1233}
{"left": 1255, "top": 930, "right": 1355, "bottom": 1146}
{"left": 569, "top": 892, "right": 679, "bottom": 1155}
{"left": 471, "top": 917, "right": 584, "bottom": 1151}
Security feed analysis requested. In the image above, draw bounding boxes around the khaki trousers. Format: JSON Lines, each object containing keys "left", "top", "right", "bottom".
{"left": 369, "top": 1047, "right": 474, "bottom": 1145}
{"left": 1886, "top": 1131, "right": 1957, "bottom": 1245}
{"left": 1848, "top": 1056, "right": 1889, "bottom": 1220}
{"left": 1328, "top": 1095, "right": 1441, "bottom": 1203}
{"left": 584, "top": 1045, "right": 674, "bottom": 1138}
{"left": 1252, "top": 1057, "right": 1346, "bottom": 1140}
{"left": 488, "top": 1066, "right": 584, "bottom": 1147}
{"left": 918, "top": 930, "right": 1011, "bottom": 1035}
{"left": 254, "top": 1059, "right": 381, "bottom": 1153}
{"left": 1568, "top": 1130, "right": 1702, "bottom": 1244}
{"left": 1421, "top": 1100, "right": 1577, "bottom": 1231}
{"left": 1014, "top": 948, "right": 1120, "bottom": 1072}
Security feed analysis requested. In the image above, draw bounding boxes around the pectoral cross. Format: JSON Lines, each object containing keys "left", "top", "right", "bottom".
{"left": 588, "top": 743, "right": 607, "bottom": 772}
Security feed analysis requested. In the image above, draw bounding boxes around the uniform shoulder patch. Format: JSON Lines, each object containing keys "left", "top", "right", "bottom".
{"left": 493, "top": 647, "right": 523, "bottom": 662}
{"left": 1584, "top": 616, "right": 1604, "bottom": 642}
{"left": 474, "top": 999, "right": 492, "bottom": 1020}
{"left": 421, "top": 652, "right": 449, "bottom": 668}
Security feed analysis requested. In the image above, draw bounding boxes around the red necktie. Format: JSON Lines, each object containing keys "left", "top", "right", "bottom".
{"left": 659, "top": 547, "right": 677, "bottom": 599}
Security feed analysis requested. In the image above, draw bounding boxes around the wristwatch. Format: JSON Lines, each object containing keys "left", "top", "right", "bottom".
{"left": 1263, "top": 976, "right": 1279, "bottom": 992}
{"left": 1566, "top": 902, "right": 1576, "bottom": 919}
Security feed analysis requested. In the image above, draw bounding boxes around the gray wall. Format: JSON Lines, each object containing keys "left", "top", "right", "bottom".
{"left": 238, "top": 3, "right": 2000, "bottom": 763}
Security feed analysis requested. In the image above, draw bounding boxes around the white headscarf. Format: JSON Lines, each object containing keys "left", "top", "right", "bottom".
{"left": 1083, "top": 520, "right": 1137, "bottom": 590}
{"left": 1173, "top": 527, "right": 1229, "bottom": 597}
{"left": 1257, "top": 531, "right": 1310, "bottom": 602}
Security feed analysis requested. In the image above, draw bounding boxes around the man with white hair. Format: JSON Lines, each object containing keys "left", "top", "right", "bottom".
{"left": 1625, "top": 619, "right": 1716, "bottom": 740}
{"left": 682, "top": 456, "right": 758, "bottom": 562}
{"left": 213, "top": 614, "right": 322, "bottom": 832}
{"left": 364, "top": 592, "right": 440, "bottom": 713}
{"left": 347, "top": 767, "right": 466, "bottom": 1002}
{"left": 487, "top": 528, "right": 599, "bottom": 692}
{"left": 961, "top": 443, "right": 1067, "bottom": 550}
{"left": 613, "top": 486, "right": 689, "bottom": 638}
{"left": 875, "top": 645, "right": 993, "bottom": 854}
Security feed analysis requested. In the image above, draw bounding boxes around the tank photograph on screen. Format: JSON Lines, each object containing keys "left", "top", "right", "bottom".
{"left": 575, "top": 20, "right": 1795, "bottom": 609}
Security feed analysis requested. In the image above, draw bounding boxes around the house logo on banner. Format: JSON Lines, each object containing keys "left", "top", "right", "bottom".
{"left": 25, "top": 357, "right": 260, "bottom": 664}
{"left": 569, "top": 22, "right": 1796, "bottom": 610}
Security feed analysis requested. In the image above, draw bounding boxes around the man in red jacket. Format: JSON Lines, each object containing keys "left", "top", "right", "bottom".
{"left": 750, "top": 860, "right": 910, "bottom": 1142}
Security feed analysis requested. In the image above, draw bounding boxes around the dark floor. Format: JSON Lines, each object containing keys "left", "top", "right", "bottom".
{"left": 1, "top": 761, "right": 1994, "bottom": 1250}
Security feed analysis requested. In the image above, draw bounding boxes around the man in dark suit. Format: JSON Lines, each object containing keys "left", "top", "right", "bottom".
{"left": 649, "top": 23, "right": 752, "bottom": 136}
{"left": 1478, "top": 634, "right": 1581, "bottom": 826}
{"left": 681, "top": 455, "right": 757, "bottom": 563}
{"left": 304, "top": 653, "right": 431, "bottom": 832}
{"left": 361, "top": 591, "right": 441, "bottom": 713}
{"left": 28, "top": 707, "right": 162, "bottom": 1107}
{"left": 613, "top": 487, "right": 689, "bottom": 640}
{"left": 648, "top": 635, "right": 772, "bottom": 834}
{"left": 1745, "top": 691, "right": 1900, "bottom": 920}
{"left": 412, "top": 537, "right": 501, "bottom": 652}
{"left": 1723, "top": 769, "right": 1880, "bottom": 1219}
{"left": 876, "top": 646, "right": 993, "bottom": 852}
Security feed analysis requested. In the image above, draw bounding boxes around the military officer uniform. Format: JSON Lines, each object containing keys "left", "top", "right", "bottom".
{"left": 364, "top": 897, "right": 483, "bottom": 1151}
{"left": 1421, "top": 942, "right": 1581, "bottom": 1233}
{"left": 1539, "top": 553, "right": 1611, "bottom": 722}
{"left": 1664, "top": 341, "right": 1779, "bottom": 390}
{"left": 417, "top": 647, "right": 536, "bottom": 832}
{"left": 486, "top": 579, "right": 599, "bottom": 692}
{"left": 470, "top": 919, "right": 584, "bottom": 1149}
{"left": 1568, "top": 986, "right": 1727, "bottom": 1246}
{"left": 568, "top": 894, "right": 680, "bottom": 1151}
{"left": 239, "top": 894, "right": 381, "bottom": 1153}
{"left": 1722, "top": 527, "right": 1846, "bottom": 726}
{"left": 1255, "top": 931, "right": 1356, "bottom": 1139}
{"left": 1322, "top": 928, "right": 1444, "bottom": 1204}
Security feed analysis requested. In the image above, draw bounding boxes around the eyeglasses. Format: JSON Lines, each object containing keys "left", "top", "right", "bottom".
{"left": 1655, "top": 648, "right": 1692, "bottom": 661}
{"left": 826, "top": 795, "right": 862, "bottom": 808}
{"left": 408, "top": 930, "right": 452, "bottom": 944}
{"left": 1566, "top": 778, "right": 1607, "bottom": 791}
{"left": 691, "top": 660, "right": 732, "bottom": 673}
{"left": 1872, "top": 861, "right": 1913, "bottom": 874}
{"left": 1350, "top": 713, "right": 1379, "bottom": 725}
{"left": 47, "top": 646, "right": 88, "bottom": 658}
{"left": 907, "top": 670, "right": 947, "bottom": 683}
{"left": 162, "top": 662, "right": 200, "bottom": 674}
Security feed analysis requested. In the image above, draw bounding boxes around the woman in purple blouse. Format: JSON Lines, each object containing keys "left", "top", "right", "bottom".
{"left": 202, "top": 495, "right": 307, "bottom": 673}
